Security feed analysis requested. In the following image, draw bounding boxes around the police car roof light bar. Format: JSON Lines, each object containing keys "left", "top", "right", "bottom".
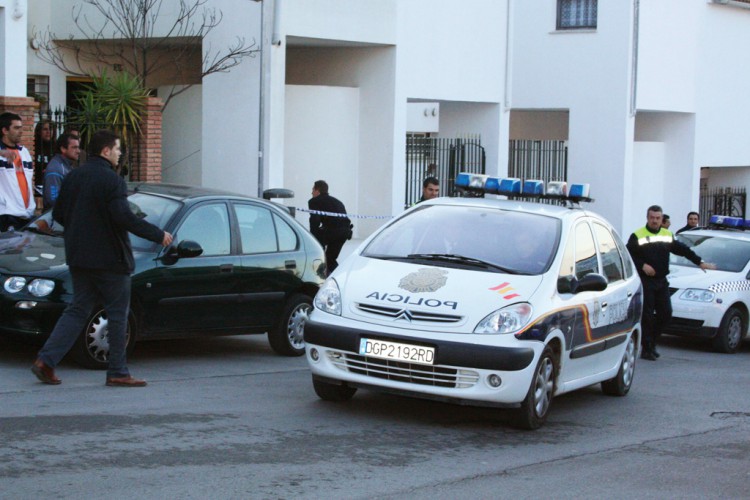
{"left": 454, "top": 173, "right": 593, "bottom": 204}
{"left": 709, "top": 215, "right": 745, "bottom": 230}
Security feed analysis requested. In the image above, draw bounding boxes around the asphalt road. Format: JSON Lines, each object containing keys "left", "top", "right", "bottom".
{"left": 1, "top": 333, "right": 749, "bottom": 499}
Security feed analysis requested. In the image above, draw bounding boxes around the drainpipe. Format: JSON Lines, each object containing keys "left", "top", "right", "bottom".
{"left": 504, "top": 0, "right": 513, "bottom": 111}
{"left": 630, "top": 0, "right": 640, "bottom": 117}
{"left": 255, "top": 0, "right": 265, "bottom": 197}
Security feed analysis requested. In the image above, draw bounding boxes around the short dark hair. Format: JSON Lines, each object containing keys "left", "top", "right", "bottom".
{"left": 0, "top": 112, "right": 22, "bottom": 134}
{"left": 687, "top": 211, "right": 699, "bottom": 219}
{"left": 88, "top": 129, "right": 119, "bottom": 156}
{"left": 55, "top": 132, "right": 78, "bottom": 153}
{"left": 662, "top": 214, "right": 670, "bottom": 221}
{"left": 647, "top": 205, "right": 663, "bottom": 215}
{"left": 423, "top": 177, "right": 439, "bottom": 188}
{"left": 314, "top": 180, "right": 329, "bottom": 195}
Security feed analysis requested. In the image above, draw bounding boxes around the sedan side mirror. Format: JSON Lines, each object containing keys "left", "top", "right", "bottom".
{"left": 175, "top": 240, "right": 203, "bottom": 258}
{"left": 162, "top": 239, "right": 203, "bottom": 265}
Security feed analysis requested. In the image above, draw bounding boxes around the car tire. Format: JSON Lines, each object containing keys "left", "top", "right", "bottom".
{"left": 312, "top": 376, "right": 357, "bottom": 402}
{"left": 268, "top": 294, "right": 312, "bottom": 356}
{"left": 514, "top": 345, "right": 557, "bottom": 430}
{"left": 601, "top": 333, "right": 637, "bottom": 396}
{"left": 70, "top": 308, "right": 137, "bottom": 370}
{"left": 713, "top": 307, "right": 745, "bottom": 354}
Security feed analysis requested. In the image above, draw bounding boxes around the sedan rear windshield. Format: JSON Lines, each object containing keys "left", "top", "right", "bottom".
{"left": 673, "top": 234, "right": 750, "bottom": 273}
{"left": 362, "top": 205, "right": 561, "bottom": 275}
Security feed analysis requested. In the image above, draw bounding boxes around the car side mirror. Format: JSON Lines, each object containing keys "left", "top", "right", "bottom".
{"left": 175, "top": 240, "right": 203, "bottom": 258}
{"left": 558, "top": 273, "right": 608, "bottom": 294}
{"left": 162, "top": 240, "right": 203, "bottom": 264}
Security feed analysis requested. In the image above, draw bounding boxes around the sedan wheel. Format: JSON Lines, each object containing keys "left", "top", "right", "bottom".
{"left": 268, "top": 294, "right": 312, "bottom": 356}
{"left": 70, "top": 309, "right": 135, "bottom": 370}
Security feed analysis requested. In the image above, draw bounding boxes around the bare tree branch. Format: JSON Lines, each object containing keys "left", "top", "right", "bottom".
{"left": 32, "top": 0, "right": 260, "bottom": 111}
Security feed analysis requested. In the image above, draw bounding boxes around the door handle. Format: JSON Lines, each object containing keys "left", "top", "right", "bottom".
{"left": 220, "top": 264, "right": 233, "bottom": 273}
{"left": 285, "top": 260, "right": 297, "bottom": 270}
{"left": 601, "top": 302, "right": 608, "bottom": 309}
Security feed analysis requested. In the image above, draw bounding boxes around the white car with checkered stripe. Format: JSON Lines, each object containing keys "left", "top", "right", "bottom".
{"left": 665, "top": 222, "right": 750, "bottom": 353}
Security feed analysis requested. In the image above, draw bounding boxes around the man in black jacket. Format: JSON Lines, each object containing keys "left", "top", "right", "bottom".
{"left": 32, "top": 130, "right": 172, "bottom": 387}
{"left": 626, "top": 205, "right": 714, "bottom": 361}
{"left": 308, "top": 180, "right": 351, "bottom": 275}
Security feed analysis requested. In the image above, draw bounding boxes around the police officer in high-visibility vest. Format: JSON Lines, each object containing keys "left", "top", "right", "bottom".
{"left": 626, "top": 205, "right": 716, "bottom": 361}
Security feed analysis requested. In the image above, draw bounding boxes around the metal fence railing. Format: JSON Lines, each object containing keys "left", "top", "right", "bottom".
{"left": 699, "top": 185, "right": 746, "bottom": 225}
{"left": 405, "top": 135, "right": 485, "bottom": 208}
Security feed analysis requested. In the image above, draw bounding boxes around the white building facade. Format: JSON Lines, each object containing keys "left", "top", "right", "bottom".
{"left": 5, "top": 0, "right": 750, "bottom": 237}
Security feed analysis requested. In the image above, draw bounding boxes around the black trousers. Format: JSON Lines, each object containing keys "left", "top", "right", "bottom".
{"left": 315, "top": 227, "right": 349, "bottom": 275}
{"left": 641, "top": 277, "right": 672, "bottom": 351}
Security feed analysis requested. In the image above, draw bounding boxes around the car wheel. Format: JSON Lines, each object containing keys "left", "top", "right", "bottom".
{"left": 70, "top": 308, "right": 136, "bottom": 370}
{"left": 601, "top": 333, "right": 637, "bottom": 396}
{"left": 312, "top": 376, "right": 357, "bottom": 402}
{"left": 268, "top": 294, "right": 312, "bottom": 356}
{"left": 713, "top": 307, "right": 745, "bottom": 354}
{"left": 514, "top": 345, "right": 557, "bottom": 430}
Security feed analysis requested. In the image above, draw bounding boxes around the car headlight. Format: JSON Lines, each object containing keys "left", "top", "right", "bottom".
{"left": 474, "top": 302, "right": 533, "bottom": 334}
{"left": 314, "top": 278, "right": 342, "bottom": 315}
{"left": 679, "top": 288, "right": 715, "bottom": 303}
{"left": 4, "top": 276, "right": 27, "bottom": 293}
{"left": 27, "top": 279, "right": 55, "bottom": 297}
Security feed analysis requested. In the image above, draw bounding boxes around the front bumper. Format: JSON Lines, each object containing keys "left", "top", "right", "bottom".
{"left": 667, "top": 298, "right": 724, "bottom": 339}
{"left": 0, "top": 298, "right": 65, "bottom": 338}
{"left": 305, "top": 318, "right": 540, "bottom": 406}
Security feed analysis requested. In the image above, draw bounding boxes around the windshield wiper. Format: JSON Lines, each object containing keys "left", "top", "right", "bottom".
{"left": 406, "top": 253, "right": 524, "bottom": 274}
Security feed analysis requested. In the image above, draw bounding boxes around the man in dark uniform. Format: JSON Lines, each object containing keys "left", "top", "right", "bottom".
{"left": 31, "top": 130, "right": 173, "bottom": 387}
{"left": 308, "top": 180, "right": 351, "bottom": 275}
{"left": 676, "top": 211, "right": 701, "bottom": 234}
{"left": 626, "top": 205, "right": 715, "bottom": 361}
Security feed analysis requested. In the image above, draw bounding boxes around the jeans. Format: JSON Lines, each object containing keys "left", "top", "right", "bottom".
{"left": 38, "top": 267, "right": 132, "bottom": 378}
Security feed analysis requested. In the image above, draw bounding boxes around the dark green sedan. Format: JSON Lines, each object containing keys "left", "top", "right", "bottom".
{"left": 0, "top": 183, "right": 326, "bottom": 369}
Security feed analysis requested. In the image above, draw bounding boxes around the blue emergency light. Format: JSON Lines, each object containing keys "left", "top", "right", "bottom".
{"left": 454, "top": 172, "right": 592, "bottom": 204}
{"left": 709, "top": 215, "right": 745, "bottom": 229}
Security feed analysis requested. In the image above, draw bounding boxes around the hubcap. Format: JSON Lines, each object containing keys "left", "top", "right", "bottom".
{"left": 533, "top": 357, "right": 554, "bottom": 417}
{"left": 84, "top": 311, "right": 130, "bottom": 363}
{"left": 622, "top": 336, "right": 636, "bottom": 387}
{"left": 727, "top": 315, "right": 742, "bottom": 349}
{"left": 287, "top": 303, "right": 312, "bottom": 350}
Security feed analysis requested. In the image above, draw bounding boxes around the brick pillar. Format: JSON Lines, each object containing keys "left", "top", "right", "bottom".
{"left": 132, "top": 96, "right": 163, "bottom": 183}
{"left": 0, "top": 96, "right": 39, "bottom": 161}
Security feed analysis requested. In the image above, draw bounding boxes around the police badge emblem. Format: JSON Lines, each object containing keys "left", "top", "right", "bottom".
{"left": 399, "top": 268, "right": 448, "bottom": 293}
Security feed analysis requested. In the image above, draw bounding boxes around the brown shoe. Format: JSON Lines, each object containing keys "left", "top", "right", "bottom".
{"left": 31, "top": 359, "right": 61, "bottom": 385}
{"left": 106, "top": 376, "right": 147, "bottom": 387}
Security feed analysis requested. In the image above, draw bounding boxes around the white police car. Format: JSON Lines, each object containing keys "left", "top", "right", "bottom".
{"left": 305, "top": 174, "right": 643, "bottom": 429}
{"left": 664, "top": 216, "right": 750, "bottom": 353}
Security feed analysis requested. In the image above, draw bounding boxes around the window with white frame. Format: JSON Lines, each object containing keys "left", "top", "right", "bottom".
{"left": 27, "top": 76, "right": 50, "bottom": 112}
{"left": 557, "top": 0, "right": 597, "bottom": 30}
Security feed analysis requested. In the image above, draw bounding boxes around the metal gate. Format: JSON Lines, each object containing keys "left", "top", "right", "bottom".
{"left": 508, "top": 140, "right": 568, "bottom": 184}
{"left": 405, "top": 135, "right": 485, "bottom": 208}
{"left": 699, "top": 186, "right": 746, "bottom": 225}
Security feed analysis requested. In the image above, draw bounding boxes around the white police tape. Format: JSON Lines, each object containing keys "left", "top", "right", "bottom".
{"left": 294, "top": 207, "right": 394, "bottom": 220}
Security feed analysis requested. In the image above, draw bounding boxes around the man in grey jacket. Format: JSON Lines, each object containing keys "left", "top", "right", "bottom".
{"left": 43, "top": 132, "right": 80, "bottom": 210}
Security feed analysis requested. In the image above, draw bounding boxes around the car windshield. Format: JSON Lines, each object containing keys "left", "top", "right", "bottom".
{"left": 672, "top": 233, "right": 750, "bottom": 273}
{"left": 362, "top": 205, "right": 561, "bottom": 275}
{"left": 25, "top": 192, "right": 181, "bottom": 251}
